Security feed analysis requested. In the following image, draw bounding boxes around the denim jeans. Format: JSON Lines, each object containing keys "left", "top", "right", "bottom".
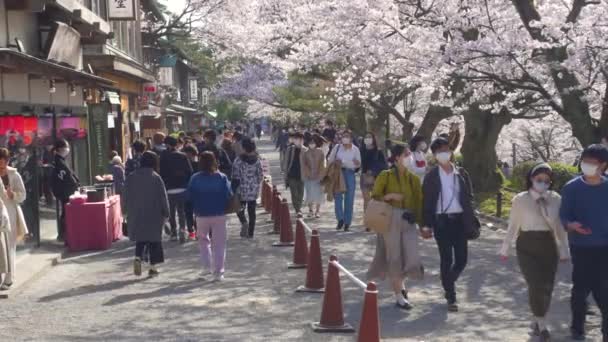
{"left": 334, "top": 169, "right": 356, "bottom": 225}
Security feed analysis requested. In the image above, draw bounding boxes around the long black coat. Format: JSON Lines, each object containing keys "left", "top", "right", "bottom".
{"left": 125, "top": 168, "right": 169, "bottom": 242}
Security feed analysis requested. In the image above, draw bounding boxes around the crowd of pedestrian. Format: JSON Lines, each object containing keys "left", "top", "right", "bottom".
{"left": 272, "top": 121, "right": 608, "bottom": 342}
{"left": 1, "top": 113, "right": 607, "bottom": 342}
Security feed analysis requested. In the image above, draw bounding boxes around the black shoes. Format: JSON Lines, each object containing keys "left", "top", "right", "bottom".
{"left": 570, "top": 327, "right": 586, "bottom": 341}
{"left": 447, "top": 299, "right": 459, "bottom": 312}
{"left": 336, "top": 220, "right": 344, "bottom": 230}
{"left": 401, "top": 289, "right": 409, "bottom": 300}
{"left": 344, "top": 224, "right": 350, "bottom": 231}
{"left": 148, "top": 269, "right": 159, "bottom": 278}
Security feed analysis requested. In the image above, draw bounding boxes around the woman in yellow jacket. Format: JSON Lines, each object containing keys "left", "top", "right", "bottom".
{"left": 367, "top": 144, "right": 424, "bottom": 310}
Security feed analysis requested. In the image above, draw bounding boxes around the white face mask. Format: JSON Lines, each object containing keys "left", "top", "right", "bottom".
{"left": 294, "top": 140, "right": 303, "bottom": 147}
{"left": 364, "top": 138, "right": 374, "bottom": 146}
{"left": 342, "top": 137, "right": 351, "bottom": 145}
{"left": 581, "top": 162, "right": 599, "bottom": 177}
{"left": 310, "top": 143, "right": 317, "bottom": 149}
{"left": 533, "top": 181, "right": 550, "bottom": 193}
{"left": 435, "top": 151, "right": 452, "bottom": 164}
{"left": 401, "top": 157, "right": 410, "bottom": 168}
{"left": 418, "top": 143, "right": 427, "bottom": 152}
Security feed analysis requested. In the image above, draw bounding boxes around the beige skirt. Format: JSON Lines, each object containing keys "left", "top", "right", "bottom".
{"left": 367, "top": 207, "right": 424, "bottom": 281}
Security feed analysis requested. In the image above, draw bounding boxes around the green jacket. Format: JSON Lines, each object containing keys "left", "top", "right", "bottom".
{"left": 371, "top": 167, "right": 423, "bottom": 225}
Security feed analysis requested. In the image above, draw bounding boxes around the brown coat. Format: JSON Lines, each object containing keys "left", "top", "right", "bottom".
{"left": 300, "top": 148, "right": 326, "bottom": 181}
{"left": 321, "top": 160, "right": 346, "bottom": 201}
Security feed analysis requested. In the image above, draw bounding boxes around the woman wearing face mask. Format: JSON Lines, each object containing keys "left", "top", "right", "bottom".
{"left": 499, "top": 163, "right": 570, "bottom": 341}
{"left": 408, "top": 136, "right": 428, "bottom": 180}
{"left": 328, "top": 130, "right": 362, "bottom": 231}
{"left": 361, "top": 133, "right": 388, "bottom": 223}
{"left": 301, "top": 134, "right": 327, "bottom": 218}
{"left": 367, "top": 144, "right": 424, "bottom": 310}
{"left": 51, "top": 139, "right": 80, "bottom": 242}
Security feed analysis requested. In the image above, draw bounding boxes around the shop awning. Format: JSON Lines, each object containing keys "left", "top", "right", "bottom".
{"left": 84, "top": 54, "right": 156, "bottom": 83}
{"left": 169, "top": 104, "right": 197, "bottom": 113}
{"left": 0, "top": 49, "right": 115, "bottom": 88}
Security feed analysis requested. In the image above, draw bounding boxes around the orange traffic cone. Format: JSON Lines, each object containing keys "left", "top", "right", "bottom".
{"left": 312, "top": 255, "right": 355, "bottom": 333}
{"left": 288, "top": 219, "right": 308, "bottom": 269}
{"left": 273, "top": 199, "right": 295, "bottom": 247}
{"left": 296, "top": 229, "right": 324, "bottom": 293}
{"left": 357, "top": 282, "right": 380, "bottom": 342}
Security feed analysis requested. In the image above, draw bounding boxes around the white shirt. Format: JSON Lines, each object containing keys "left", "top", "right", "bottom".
{"left": 499, "top": 191, "right": 570, "bottom": 258}
{"left": 436, "top": 165, "right": 463, "bottom": 214}
{"left": 329, "top": 144, "right": 361, "bottom": 170}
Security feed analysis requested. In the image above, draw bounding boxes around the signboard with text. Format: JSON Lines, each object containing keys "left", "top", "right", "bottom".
{"left": 108, "top": 0, "right": 136, "bottom": 20}
{"left": 88, "top": 104, "right": 110, "bottom": 178}
{"left": 189, "top": 79, "right": 198, "bottom": 101}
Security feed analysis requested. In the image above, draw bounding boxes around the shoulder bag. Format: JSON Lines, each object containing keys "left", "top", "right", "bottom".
{"left": 364, "top": 170, "right": 392, "bottom": 234}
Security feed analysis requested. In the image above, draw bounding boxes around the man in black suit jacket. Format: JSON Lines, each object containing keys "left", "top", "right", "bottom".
{"left": 421, "top": 137, "right": 475, "bottom": 312}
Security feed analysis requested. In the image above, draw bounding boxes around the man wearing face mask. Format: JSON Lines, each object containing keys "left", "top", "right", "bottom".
{"left": 51, "top": 139, "right": 80, "bottom": 242}
{"left": 283, "top": 132, "right": 306, "bottom": 217}
{"left": 421, "top": 137, "right": 475, "bottom": 312}
{"left": 560, "top": 144, "right": 608, "bottom": 341}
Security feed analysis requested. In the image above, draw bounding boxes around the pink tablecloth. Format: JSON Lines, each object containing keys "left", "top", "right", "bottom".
{"left": 66, "top": 195, "right": 123, "bottom": 252}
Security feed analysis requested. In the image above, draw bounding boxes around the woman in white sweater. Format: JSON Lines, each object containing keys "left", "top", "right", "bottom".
{"left": 499, "top": 163, "right": 570, "bottom": 342}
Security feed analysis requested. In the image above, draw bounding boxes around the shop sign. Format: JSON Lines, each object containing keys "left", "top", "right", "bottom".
{"left": 158, "top": 67, "right": 173, "bottom": 86}
{"left": 88, "top": 104, "right": 110, "bottom": 178}
{"left": 143, "top": 83, "right": 157, "bottom": 93}
{"left": 108, "top": 0, "right": 136, "bottom": 20}
{"left": 189, "top": 79, "right": 198, "bottom": 101}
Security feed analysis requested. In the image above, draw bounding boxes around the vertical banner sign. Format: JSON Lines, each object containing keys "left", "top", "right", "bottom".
{"left": 88, "top": 104, "right": 110, "bottom": 178}
{"left": 108, "top": 0, "right": 136, "bottom": 20}
{"left": 189, "top": 79, "right": 198, "bottom": 101}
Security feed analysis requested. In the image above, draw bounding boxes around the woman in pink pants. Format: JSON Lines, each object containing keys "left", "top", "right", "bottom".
{"left": 187, "top": 151, "right": 233, "bottom": 282}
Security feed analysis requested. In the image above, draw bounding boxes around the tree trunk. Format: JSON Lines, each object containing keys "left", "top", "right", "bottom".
{"left": 416, "top": 105, "right": 453, "bottom": 141}
{"left": 347, "top": 97, "right": 368, "bottom": 137}
{"left": 368, "top": 107, "right": 388, "bottom": 148}
{"left": 461, "top": 108, "right": 512, "bottom": 194}
{"left": 401, "top": 121, "right": 415, "bottom": 142}
{"left": 550, "top": 69, "right": 600, "bottom": 146}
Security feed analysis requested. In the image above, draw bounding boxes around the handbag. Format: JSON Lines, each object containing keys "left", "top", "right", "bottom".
{"left": 364, "top": 199, "right": 392, "bottom": 234}
{"left": 466, "top": 213, "right": 481, "bottom": 240}
{"left": 225, "top": 193, "right": 241, "bottom": 214}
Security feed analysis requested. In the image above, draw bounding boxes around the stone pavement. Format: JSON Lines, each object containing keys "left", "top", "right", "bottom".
{"left": 0, "top": 139, "right": 603, "bottom": 342}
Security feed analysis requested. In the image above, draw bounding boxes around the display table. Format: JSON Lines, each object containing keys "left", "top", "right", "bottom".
{"left": 65, "top": 195, "right": 123, "bottom": 252}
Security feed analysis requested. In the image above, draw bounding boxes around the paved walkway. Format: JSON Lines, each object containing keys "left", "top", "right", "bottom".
{"left": 0, "top": 139, "right": 603, "bottom": 341}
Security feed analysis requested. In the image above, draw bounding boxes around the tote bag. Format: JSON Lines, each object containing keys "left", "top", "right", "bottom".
{"left": 364, "top": 199, "right": 392, "bottom": 234}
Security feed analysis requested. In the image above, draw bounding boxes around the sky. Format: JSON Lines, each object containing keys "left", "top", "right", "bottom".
{"left": 160, "top": 0, "right": 187, "bottom": 14}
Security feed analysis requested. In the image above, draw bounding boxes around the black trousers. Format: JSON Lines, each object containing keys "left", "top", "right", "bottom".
{"left": 237, "top": 200, "right": 257, "bottom": 237}
{"left": 570, "top": 245, "right": 608, "bottom": 336}
{"left": 58, "top": 200, "right": 68, "bottom": 240}
{"left": 135, "top": 242, "right": 164, "bottom": 265}
{"left": 434, "top": 214, "right": 468, "bottom": 302}
{"left": 185, "top": 201, "right": 195, "bottom": 233}
{"left": 168, "top": 193, "right": 186, "bottom": 236}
